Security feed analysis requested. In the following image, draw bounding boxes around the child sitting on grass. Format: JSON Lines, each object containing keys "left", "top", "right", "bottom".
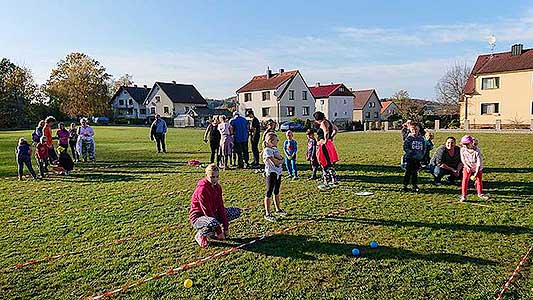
{"left": 306, "top": 129, "right": 319, "bottom": 180}
{"left": 16, "top": 137, "right": 37, "bottom": 180}
{"left": 189, "top": 164, "right": 241, "bottom": 248}
{"left": 459, "top": 135, "right": 488, "bottom": 202}
{"left": 35, "top": 136, "right": 49, "bottom": 178}
{"left": 402, "top": 122, "right": 425, "bottom": 192}
{"left": 52, "top": 146, "right": 74, "bottom": 175}
{"left": 262, "top": 132, "right": 286, "bottom": 222}
{"left": 283, "top": 130, "right": 298, "bottom": 179}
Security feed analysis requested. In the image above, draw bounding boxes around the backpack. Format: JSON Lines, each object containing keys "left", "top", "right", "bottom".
{"left": 32, "top": 131, "right": 40, "bottom": 143}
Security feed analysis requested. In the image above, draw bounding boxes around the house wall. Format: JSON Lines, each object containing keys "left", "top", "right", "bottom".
{"left": 353, "top": 93, "right": 381, "bottom": 122}
{"left": 145, "top": 85, "right": 205, "bottom": 119}
{"left": 327, "top": 95, "right": 354, "bottom": 122}
{"left": 111, "top": 90, "right": 146, "bottom": 119}
{"left": 381, "top": 102, "right": 401, "bottom": 120}
{"left": 460, "top": 70, "right": 533, "bottom": 127}
{"left": 238, "top": 89, "right": 278, "bottom": 121}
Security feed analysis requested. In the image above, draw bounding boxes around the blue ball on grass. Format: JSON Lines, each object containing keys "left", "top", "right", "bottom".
{"left": 351, "top": 248, "right": 360, "bottom": 256}
{"left": 370, "top": 241, "right": 379, "bottom": 249}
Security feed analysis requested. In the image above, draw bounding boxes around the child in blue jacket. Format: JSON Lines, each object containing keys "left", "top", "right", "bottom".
{"left": 283, "top": 130, "right": 298, "bottom": 179}
{"left": 403, "top": 123, "right": 426, "bottom": 192}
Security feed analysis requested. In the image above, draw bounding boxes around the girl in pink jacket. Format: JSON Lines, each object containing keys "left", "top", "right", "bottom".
{"left": 459, "top": 135, "right": 488, "bottom": 202}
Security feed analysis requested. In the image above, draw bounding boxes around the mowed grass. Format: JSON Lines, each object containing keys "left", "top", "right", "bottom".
{"left": 0, "top": 126, "right": 532, "bottom": 300}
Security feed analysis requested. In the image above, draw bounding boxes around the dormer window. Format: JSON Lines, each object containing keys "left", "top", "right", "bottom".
{"left": 339, "top": 87, "right": 345, "bottom": 92}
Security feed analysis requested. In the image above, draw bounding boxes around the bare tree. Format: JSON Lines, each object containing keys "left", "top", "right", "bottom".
{"left": 435, "top": 62, "right": 471, "bottom": 115}
{"left": 390, "top": 90, "right": 425, "bottom": 121}
{"left": 110, "top": 73, "right": 134, "bottom": 95}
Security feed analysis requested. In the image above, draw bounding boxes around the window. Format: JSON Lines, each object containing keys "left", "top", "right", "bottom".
{"left": 287, "top": 106, "right": 295, "bottom": 116}
{"left": 374, "top": 112, "right": 379, "bottom": 118}
{"left": 482, "top": 77, "right": 500, "bottom": 90}
{"left": 164, "top": 106, "right": 169, "bottom": 114}
{"left": 119, "top": 100, "right": 124, "bottom": 105}
{"left": 365, "top": 112, "right": 370, "bottom": 118}
{"left": 262, "top": 107, "right": 270, "bottom": 117}
{"left": 320, "top": 99, "right": 324, "bottom": 105}
{"left": 123, "top": 91, "right": 128, "bottom": 95}
{"left": 302, "top": 91, "right": 307, "bottom": 100}
{"left": 302, "top": 106, "right": 309, "bottom": 116}
{"left": 481, "top": 103, "right": 500, "bottom": 114}
{"left": 339, "top": 87, "right": 345, "bottom": 92}
{"left": 140, "top": 109, "right": 146, "bottom": 115}
{"left": 289, "top": 90, "right": 295, "bottom": 100}
{"left": 262, "top": 91, "right": 270, "bottom": 101}
{"left": 531, "top": 101, "right": 533, "bottom": 115}
{"left": 127, "top": 108, "right": 133, "bottom": 115}
{"left": 244, "top": 93, "right": 252, "bottom": 102}
{"left": 343, "top": 99, "right": 347, "bottom": 104}
{"left": 369, "top": 102, "right": 375, "bottom": 108}
{"left": 184, "top": 106, "right": 190, "bottom": 112}
{"left": 334, "top": 112, "right": 338, "bottom": 117}
{"left": 129, "top": 99, "right": 133, "bottom": 105}
{"left": 344, "top": 111, "right": 347, "bottom": 115}
{"left": 155, "top": 95, "right": 161, "bottom": 102}
{"left": 150, "top": 107, "right": 156, "bottom": 114}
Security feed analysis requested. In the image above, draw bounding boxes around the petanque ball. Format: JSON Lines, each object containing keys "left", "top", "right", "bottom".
{"left": 351, "top": 248, "right": 360, "bottom": 256}
{"left": 184, "top": 279, "right": 193, "bottom": 288}
{"left": 370, "top": 241, "right": 379, "bottom": 249}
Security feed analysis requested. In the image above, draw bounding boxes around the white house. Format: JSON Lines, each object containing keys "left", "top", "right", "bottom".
{"left": 309, "top": 83, "right": 354, "bottom": 124}
{"left": 236, "top": 69, "right": 316, "bottom": 123}
{"left": 352, "top": 89, "right": 382, "bottom": 124}
{"left": 110, "top": 85, "right": 151, "bottom": 120}
{"left": 144, "top": 81, "right": 208, "bottom": 120}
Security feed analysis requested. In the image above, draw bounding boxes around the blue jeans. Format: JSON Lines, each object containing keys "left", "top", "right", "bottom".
{"left": 430, "top": 165, "right": 461, "bottom": 183}
{"left": 285, "top": 157, "right": 297, "bottom": 177}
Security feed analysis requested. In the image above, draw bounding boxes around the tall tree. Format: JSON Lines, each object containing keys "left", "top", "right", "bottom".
{"left": 109, "top": 73, "right": 134, "bottom": 96}
{"left": 0, "top": 58, "right": 40, "bottom": 128}
{"left": 390, "top": 90, "right": 425, "bottom": 121}
{"left": 45, "top": 52, "right": 111, "bottom": 117}
{"left": 435, "top": 62, "right": 471, "bottom": 115}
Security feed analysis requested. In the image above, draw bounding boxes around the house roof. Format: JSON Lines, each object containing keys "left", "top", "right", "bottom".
{"left": 111, "top": 86, "right": 151, "bottom": 104}
{"left": 189, "top": 107, "right": 232, "bottom": 118}
{"left": 380, "top": 101, "right": 395, "bottom": 114}
{"left": 236, "top": 70, "right": 299, "bottom": 93}
{"left": 156, "top": 82, "right": 207, "bottom": 105}
{"left": 464, "top": 48, "right": 533, "bottom": 95}
{"left": 352, "top": 89, "right": 377, "bottom": 109}
{"left": 309, "top": 84, "right": 342, "bottom": 98}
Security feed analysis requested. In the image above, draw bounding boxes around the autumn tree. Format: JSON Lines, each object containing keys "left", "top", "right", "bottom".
{"left": 435, "top": 62, "right": 471, "bottom": 115}
{"left": 45, "top": 52, "right": 111, "bottom": 117}
{"left": 109, "top": 73, "right": 134, "bottom": 97}
{"left": 0, "top": 58, "right": 41, "bottom": 128}
{"left": 390, "top": 90, "right": 425, "bottom": 121}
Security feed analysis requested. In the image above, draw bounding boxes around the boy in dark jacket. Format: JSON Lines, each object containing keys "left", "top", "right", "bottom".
{"left": 402, "top": 123, "right": 426, "bottom": 192}
{"left": 306, "top": 129, "right": 319, "bottom": 180}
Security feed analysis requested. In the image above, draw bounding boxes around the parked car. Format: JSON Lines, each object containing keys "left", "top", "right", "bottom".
{"left": 280, "top": 121, "right": 305, "bottom": 132}
{"left": 92, "top": 116, "right": 110, "bottom": 124}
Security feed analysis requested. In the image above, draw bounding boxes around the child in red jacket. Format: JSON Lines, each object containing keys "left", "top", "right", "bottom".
{"left": 35, "top": 136, "right": 49, "bottom": 178}
{"left": 189, "top": 164, "right": 241, "bottom": 247}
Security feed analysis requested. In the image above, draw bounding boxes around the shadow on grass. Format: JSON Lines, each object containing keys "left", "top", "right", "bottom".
{"left": 213, "top": 235, "right": 496, "bottom": 265}
{"left": 320, "top": 216, "right": 532, "bottom": 235}
{"left": 61, "top": 173, "right": 140, "bottom": 182}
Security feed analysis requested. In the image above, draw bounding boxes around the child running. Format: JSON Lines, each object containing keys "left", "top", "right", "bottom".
{"left": 16, "top": 137, "right": 37, "bottom": 180}
{"left": 402, "top": 122, "right": 425, "bottom": 192}
{"left": 35, "top": 136, "right": 49, "bottom": 178}
{"left": 459, "top": 135, "right": 488, "bottom": 202}
{"left": 306, "top": 129, "right": 319, "bottom": 180}
{"left": 283, "top": 130, "right": 298, "bottom": 179}
{"left": 189, "top": 164, "right": 241, "bottom": 247}
{"left": 263, "top": 132, "right": 286, "bottom": 222}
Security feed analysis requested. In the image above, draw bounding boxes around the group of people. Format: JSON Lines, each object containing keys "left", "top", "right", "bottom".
{"left": 16, "top": 116, "right": 96, "bottom": 180}
{"left": 402, "top": 120, "right": 488, "bottom": 202}
{"left": 190, "top": 110, "right": 341, "bottom": 247}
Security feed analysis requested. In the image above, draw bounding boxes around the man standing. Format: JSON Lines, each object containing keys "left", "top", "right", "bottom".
{"left": 230, "top": 111, "right": 249, "bottom": 168}
{"left": 247, "top": 110, "right": 261, "bottom": 167}
{"left": 150, "top": 114, "right": 168, "bottom": 153}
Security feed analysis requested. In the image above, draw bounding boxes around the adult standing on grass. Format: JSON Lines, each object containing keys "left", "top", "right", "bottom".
{"left": 204, "top": 116, "right": 221, "bottom": 165}
{"left": 230, "top": 111, "right": 249, "bottom": 168}
{"left": 150, "top": 114, "right": 168, "bottom": 153}
{"left": 247, "top": 110, "right": 261, "bottom": 167}
{"left": 428, "top": 136, "right": 463, "bottom": 185}
{"left": 44, "top": 116, "right": 58, "bottom": 163}
{"left": 313, "top": 111, "right": 339, "bottom": 186}
{"left": 77, "top": 118, "right": 96, "bottom": 162}
{"left": 189, "top": 164, "right": 241, "bottom": 248}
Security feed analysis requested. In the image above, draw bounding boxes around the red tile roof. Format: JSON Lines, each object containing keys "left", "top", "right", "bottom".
{"left": 352, "top": 89, "right": 376, "bottom": 109}
{"left": 308, "top": 84, "right": 342, "bottom": 98}
{"left": 236, "top": 70, "right": 299, "bottom": 93}
{"left": 380, "top": 101, "right": 394, "bottom": 114}
{"left": 464, "top": 48, "right": 533, "bottom": 95}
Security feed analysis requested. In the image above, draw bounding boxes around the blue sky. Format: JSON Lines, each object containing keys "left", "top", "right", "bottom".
{"left": 2, "top": 0, "right": 533, "bottom": 99}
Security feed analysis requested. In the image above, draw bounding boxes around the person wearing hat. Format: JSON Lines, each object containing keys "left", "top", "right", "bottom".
{"left": 459, "top": 135, "right": 488, "bottom": 202}
{"left": 230, "top": 111, "right": 249, "bottom": 168}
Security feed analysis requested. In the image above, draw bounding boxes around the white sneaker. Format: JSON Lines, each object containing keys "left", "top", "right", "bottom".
{"left": 274, "top": 209, "right": 287, "bottom": 217}
{"left": 459, "top": 195, "right": 466, "bottom": 203}
{"left": 477, "top": 194, "right": 489, "bottom": 200}
{"left": 264, "top": 214, "right": 276, "bottom": 222}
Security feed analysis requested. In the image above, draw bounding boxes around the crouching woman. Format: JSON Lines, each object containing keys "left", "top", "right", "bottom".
{"left": 189, "top": 164, "right": 241, "bottom": 247}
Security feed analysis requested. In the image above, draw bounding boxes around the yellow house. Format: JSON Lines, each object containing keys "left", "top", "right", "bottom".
{"left": 461, "top": 44, "right": 533, "bottom": 129}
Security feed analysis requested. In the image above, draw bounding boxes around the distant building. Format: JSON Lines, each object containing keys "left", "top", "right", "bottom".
{"left": 380, "top": 101, "right": 402, "bottom": 120}
{"left": 309, "top": 83, "right": 354, "bottom": 124}
{"left": 462, "top": 43, "right": 533, "bottom": 129}
{"left": 174, "top": 107, "right": 232, "bottom": 128}
{"left": 144, "top": 81, "right": 208, "bottom": 120}
{"left": 110, "top": 85, "right": 151, "bottom": 120}
{"left": 352, "top": 89, "right": 382, "bottom": 123}
{"left": 236, "top": 69, "right": 316, "bottom": 123}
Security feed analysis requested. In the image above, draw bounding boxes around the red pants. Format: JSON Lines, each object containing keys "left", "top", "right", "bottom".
{"left": 461, "top": 167, "right": 483, "bottom": 196}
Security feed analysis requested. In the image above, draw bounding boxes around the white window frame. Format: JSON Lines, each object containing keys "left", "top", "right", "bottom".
{"left": 480, "top": 101, "right": 501, "bottom": 115}
{"left": 287, "top": 106, "right": 295, "bottom": 116}
{"left": 150, "top": 107, "right": 156, "bottom": 114}
{"left": 262, "top": 91, "right": 270, "bottom": 101}
{"left": 244, "top": 93, "right": 252, "bottom": 102}
{"left": 481, "top": 77, "right": 500, "bottom": 90}
{"left": 155, "top": 95, "right": 161, "bottom": 102}
{"left": 289, "top": 90, "right": 295, "bottom": 100}
{"left": 302, "top": 91, "right": 307, "bottom": 100}
{"left": 164, "top": 106, "right": 170, "bottom": 114}
{"left": 320, "top": 99, "right": 324, "bottom": 105}
{"left": 302, "top": 106, "right": 309, "bottom": 116}
{"left": 262, "top": 107, "right": 270, "bottom": 117}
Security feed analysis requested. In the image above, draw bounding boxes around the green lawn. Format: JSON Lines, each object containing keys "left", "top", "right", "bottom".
{"left": 0, "top": 126, "right": 532, "bottom": 300}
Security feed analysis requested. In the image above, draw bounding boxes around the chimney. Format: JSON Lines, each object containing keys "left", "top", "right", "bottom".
{"left": 349, "top": 87, "right": 353, "bottom": 92}
{"left": 143, "top": 84, "right": 147, "bottom": 89}
{"left": 172, "top": 80, "right": 176, "bottom": 84}
{"left": 316, "top": 82, "right": 320, "bottom": 87}
{"left": 511, "top": 44, "right": 523, "bottom": 56}
{"left": 279, "top": 68, "right": 284, "bottom": 73}
{"left": 266, "top": 67, "right": 272, "bottom": 79}
{"left": 134, "top": 84, "right": 138, "bottom": 88}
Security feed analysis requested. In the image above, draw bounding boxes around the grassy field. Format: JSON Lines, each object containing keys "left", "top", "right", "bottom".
{"left": 0, "top": 126, "right": 532, "bottom": 300}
